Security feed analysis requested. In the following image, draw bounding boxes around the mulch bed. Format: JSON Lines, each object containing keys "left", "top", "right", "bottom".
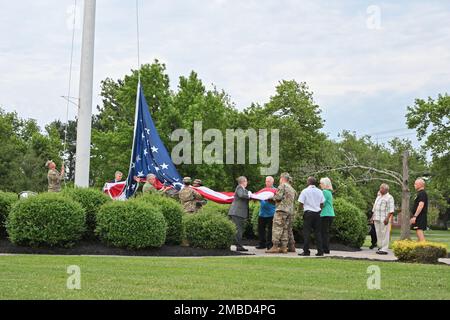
{"left": 0, "top": 238, "right": 366, "bottom": 257}
{"left": 0, "top": 239, "right": 245, "bottom": 257}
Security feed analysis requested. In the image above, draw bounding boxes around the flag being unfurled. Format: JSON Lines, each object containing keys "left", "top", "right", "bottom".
{"left": 192, "top": 186, "right": 277, "bottom": 204}
{"left": 124, "top": 82, "right": 183, "bottom": 199}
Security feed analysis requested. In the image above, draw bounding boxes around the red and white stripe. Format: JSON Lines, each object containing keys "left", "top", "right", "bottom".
{"left": 104, "top": 182, "right": 277, "bottom": 204}
{"left": 103, "top": 182, "right": 126, "bottom": 200}
{"left": 192, "top": 186, "right": 277, "bottom": 204}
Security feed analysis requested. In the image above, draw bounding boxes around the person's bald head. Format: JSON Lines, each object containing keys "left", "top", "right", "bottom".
{"left": 414, "top": 178, "right": 426, "bottom": 191}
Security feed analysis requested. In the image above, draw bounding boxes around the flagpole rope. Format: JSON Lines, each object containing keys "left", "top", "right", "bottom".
{"left": 63, "top": 0, "right": 78, "bottom": 185}
{"left": 135, "top": 0, "right": 141, "bottom": 81}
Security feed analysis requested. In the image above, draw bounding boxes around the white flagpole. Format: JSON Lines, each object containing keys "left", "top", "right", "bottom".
{"left": 74, "top": 0, "right": 96, "bottom": 187}
{"left": 128, "top": 81, "right": 141, "bottom": 174}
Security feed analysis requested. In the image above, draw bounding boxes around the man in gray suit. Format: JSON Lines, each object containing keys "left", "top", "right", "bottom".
{"left": 228, "top": 176, "right": 252, "bottom": 252}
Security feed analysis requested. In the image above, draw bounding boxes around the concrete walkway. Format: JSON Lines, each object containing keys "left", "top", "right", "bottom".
{"left": 1, "top": 246, "right": 448, "bottom": 265}
{"left": 231, "top": 245, "right": 450, "bottom": 265}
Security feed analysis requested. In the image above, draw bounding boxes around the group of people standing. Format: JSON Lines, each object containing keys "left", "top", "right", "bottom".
{"left": 46, "top": 161, "right": 429, "bottom": 254}
{"left": 368, "top": 178, "right": 429, "bottom": 254}
{"left": 228, "top": 173, "right": 429, "bottom": 255}
{"left": 228, "top": 173, "right": 335, "bottom": 256}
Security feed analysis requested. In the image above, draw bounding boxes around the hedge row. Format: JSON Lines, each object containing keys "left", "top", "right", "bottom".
{"left": 392, "top": 240, "right": 447, "bottom": 264}
{"left": 3, "top": 189, "right": 237, "bottom": 250}
{"left": 62, "top": 188, "right": 111, "bottom": 239}
{"left": 183, "top": 212, "right": 236, "bottom": 249}
{"left": 96, "top": 200, "right": 167, "bottom": 249}
{"left": 200, "top": 201, "right": 256, "bottom": 239}
{"left": 2, "top": 188, "right": 370, "bottom": 250}
{"left": 137, "top": 193, "right": 184, "bottom": 245}
{"left": 0, "top": 191, "right": 18, "bottom": 238}
{"left": 6, "top": 193, "right": 85, "bottom": 247}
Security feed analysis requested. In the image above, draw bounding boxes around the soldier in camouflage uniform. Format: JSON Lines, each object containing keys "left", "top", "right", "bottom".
{"left": 162, "top": 182, "right": 181, "bottom": 200}
{"left": 193, "top": 179, "right": 207, "bottom": 209}
{"left": 266, "top": 172, "right": 296, "bottom": 254}
{"left": 179, "top": 177, "right": 204, "bottom": 213}
{"left": 46, "top": 160, "right": 64, "bottom": 193}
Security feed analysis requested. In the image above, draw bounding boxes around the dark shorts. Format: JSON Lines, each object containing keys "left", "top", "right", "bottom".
{"left": 411, "top": 213, "right": 427, "bottom": 231}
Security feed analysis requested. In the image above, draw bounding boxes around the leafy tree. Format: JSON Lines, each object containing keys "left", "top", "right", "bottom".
{"left": 245, "top": 80, "right": 326, "bottom": 190}
{"left": 47, "top": 120, "right": 77, "bottom": 181}
{"left": 0, "top": 109, "right": 62, "bottom": 193}
{"left": 406, "top": 94, "right": 449, "bottom": 157}
{"left": 406, "top": 93, "right": 449, "bottom": 217}
{"left": 170, "top": 71, "right": 240, "bottom": 190}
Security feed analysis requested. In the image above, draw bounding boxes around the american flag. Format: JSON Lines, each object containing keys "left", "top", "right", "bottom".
{"left": 124, "top": 82, "right": 183, "bottom": 198}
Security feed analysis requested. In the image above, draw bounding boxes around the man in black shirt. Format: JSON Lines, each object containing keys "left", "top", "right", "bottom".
{"left": 410, "top": 178, "right": 428, "bottom": 242}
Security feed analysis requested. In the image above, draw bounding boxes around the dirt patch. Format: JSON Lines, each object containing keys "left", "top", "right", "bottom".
{"left": 0, "top": 239, "right": 247, "bottom": 257}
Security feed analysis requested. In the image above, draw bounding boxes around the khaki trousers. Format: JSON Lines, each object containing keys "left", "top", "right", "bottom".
{"left": 374, "top": 220, "right": 391, "bottom": 252}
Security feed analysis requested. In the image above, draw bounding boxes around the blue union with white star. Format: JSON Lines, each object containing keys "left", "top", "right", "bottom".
{"left": 125, "top": 82, "right": 182, "bottom": 198}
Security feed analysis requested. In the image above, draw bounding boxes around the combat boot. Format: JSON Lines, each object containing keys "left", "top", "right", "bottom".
{"left": 288, "top": 243, "right": 296, "bottom": 253}
{"left": 279, "top": 247, "right": 288, "bottom": 254}
{"left": 265, "top": 246, "right": 281, "bottom": 254}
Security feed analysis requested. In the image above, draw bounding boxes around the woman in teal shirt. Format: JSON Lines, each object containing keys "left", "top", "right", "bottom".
{"left": 320, "top": 177, "right": 335, "bottom": 254}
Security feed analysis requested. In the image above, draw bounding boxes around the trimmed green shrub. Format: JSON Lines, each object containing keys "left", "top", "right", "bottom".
{"left": 183, "top": 212, "right": 236, "bottom": 249}
{"left": 201, "top": 201, "right": 257, "bottom": 239}
{"left": 62, "top": 187, "right": 111, "bottom": 239}
{"left": 392, "top": 240, "right": 447, "bottom": 264}
{"left": 292, "top": 197, "right": 366, "bottom": 248}
{"left": 250, "top": 202, "right": 260, "bottom": 236}
{"left": 200, "top": 201, "right": 230, "bottom": 217}
{"left": 96, "top": 201, "right": 167, "bottom": 249}
{"left": 137, "top": 193, "right": 184, "bottom": 244}
{"left": 243, "top": 201, "right": 257, "bottom": 239}
{"left": 0, "top": 191, "right": 18, "bottom": 237}
{"left": 331, "top": 198, "right": 367, "bottom": 248}
{"left": 6, "top": 193, "right": 85, "bottom": 247}
{"left": 292, "top": 212, "right": 304, "bottom": 240}
{"left": 200, "top": 200, "right": 257, "bottom": 240}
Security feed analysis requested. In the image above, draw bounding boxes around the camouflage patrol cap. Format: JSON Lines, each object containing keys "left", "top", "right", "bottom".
{"left": 183, "top": 177, "right": 192, "bottom": 184}
{"left": 280, "top": 172, "right": 292, "bottom": 182}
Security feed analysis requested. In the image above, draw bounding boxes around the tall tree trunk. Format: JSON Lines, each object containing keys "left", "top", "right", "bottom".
{"left": 400, "top": 151, "right": 411, "bottom": 240}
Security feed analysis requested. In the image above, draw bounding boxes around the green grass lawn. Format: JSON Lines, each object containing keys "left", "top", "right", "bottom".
{"left": 363, "top": 228, "right": 450, "bottom": 249}
{"left": 0, "top": 255, "right": 448, "bottom": 300}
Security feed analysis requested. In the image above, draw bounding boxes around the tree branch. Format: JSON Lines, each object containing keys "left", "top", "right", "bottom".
{"left": 353, "top": 177, "right": 402, "bottom": 187}
{"left": 306, "top": 165, "right": 404, "bottom": 186}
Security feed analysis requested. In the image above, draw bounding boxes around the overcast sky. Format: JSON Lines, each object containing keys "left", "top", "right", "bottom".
{"left": 1, "top": 0, "right": 450, "bottom": 145}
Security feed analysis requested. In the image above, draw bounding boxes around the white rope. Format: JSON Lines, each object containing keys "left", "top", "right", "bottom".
{"left": 63, "top": 0, "right": 78, "bottom": 184}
